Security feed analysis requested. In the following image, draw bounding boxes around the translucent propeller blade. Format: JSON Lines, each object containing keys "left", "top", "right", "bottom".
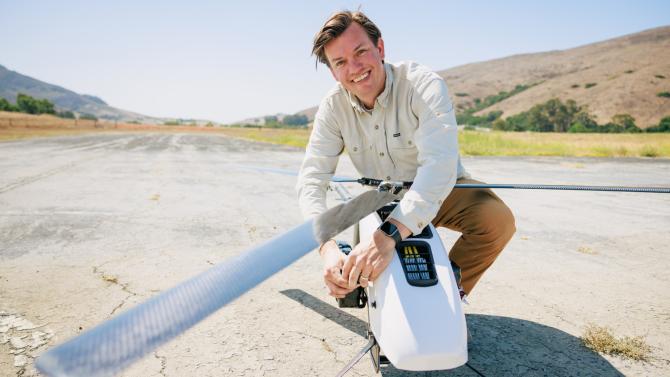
{"left": 35, "top": 190, "right": 396, "bottom": 377}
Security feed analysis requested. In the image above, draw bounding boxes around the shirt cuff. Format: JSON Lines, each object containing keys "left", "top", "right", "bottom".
{"left": 387, "top": 190, "right": 439, "bottom": 236}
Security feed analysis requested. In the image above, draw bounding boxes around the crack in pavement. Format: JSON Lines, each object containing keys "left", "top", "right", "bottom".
{"left": 92, "top": 266, "right": 139, "bottom": 317}
{"left": 154, "top": 352, "right": 167, "bottom": 377}
{"left": 287, "top": 330, "right": 343, "bottom": 364}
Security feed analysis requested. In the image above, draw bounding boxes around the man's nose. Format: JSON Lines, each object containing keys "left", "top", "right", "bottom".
{"left": 350, "top": 56, "right": 364, "bottom": 71}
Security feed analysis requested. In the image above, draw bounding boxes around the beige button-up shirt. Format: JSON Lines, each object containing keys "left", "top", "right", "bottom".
{"left": 296, "top": 61, "right": 469, "bottom": 235}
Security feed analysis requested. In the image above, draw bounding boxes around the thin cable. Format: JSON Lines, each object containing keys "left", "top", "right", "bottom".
{"left": 465, "top": 362, "right": 486, "bottom": 377}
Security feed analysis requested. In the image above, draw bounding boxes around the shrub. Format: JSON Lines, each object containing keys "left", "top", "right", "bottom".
{"left": 16, "top": 93, "right": 55, "bottom": 114}
{"left": 56, "top": 110, "right": 75, "bottom": 119}
{"left": 0, "top": 97, "right": 18, "bottom": 112}
{"left": 624, "top": 70, "right": 634, "bottom": 74}
{"left": 568, "top": 122, "right": 589, "bottom": 133}
{"left": 657, "top": 92, "right": 670, "bottom": 98}
{"left": 582, "top": 324, "right": 650, "bottom": 361}
{"left": 640, "top": 145, "right": 659, "bottom": 157}
{"left": 646, "top": 116, "right": 670, "bottom": 132}
{"left": 454, "top": 92, "right": 469, "bottom": 97}
{"left": 283, "top": 114, "right": 309, "bottom": 126}
{"left": 655, "top": 74, "right": 666, "bottom": 79}
{"left": 585, "top": 83, "right": 597, "bottom": 89}
{"left": 571, "top": 84, "right": 580, "bottom": 88}
{"left": 79, "top": 113, "right": 98, "bottom": 121}
{"left": 611, "top": 114, "right": 641, "bottom": 133}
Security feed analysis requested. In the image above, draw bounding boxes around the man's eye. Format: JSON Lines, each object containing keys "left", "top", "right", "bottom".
{"left": 335, "top": 61, "right": 343, "bottom": 67}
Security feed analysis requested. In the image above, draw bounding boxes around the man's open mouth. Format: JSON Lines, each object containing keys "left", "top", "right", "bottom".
{"left": 352, "top": 71, "right": 370, "bottom": 83}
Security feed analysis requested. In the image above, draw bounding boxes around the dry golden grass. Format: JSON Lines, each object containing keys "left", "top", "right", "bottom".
{"left": 213, "top": 127, "right": 311, "bottom": 148}
{"left": 582, "top": 324, "right": 651, "bottom": 361}
{"left": 0, "top": 127, "right": 104, "bottom": 142}
{"left": 458, "top": 131, "right": 670, "bottom": 158}
{"left": 2, "top": 112, "right": 669, "bottom": 158}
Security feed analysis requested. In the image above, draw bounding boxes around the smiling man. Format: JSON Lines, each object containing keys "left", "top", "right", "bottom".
{"left": 297, "top": 11, "right": 516, "bottom": 300}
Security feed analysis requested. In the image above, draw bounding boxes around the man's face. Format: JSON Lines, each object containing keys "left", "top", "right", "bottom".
{"left": 324, "top": 22, "right": 386, "bottom": 108}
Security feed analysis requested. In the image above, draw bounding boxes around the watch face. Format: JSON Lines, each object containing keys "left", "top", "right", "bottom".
{"left": 380, "top": 222, "right": 398, "bottom": 236}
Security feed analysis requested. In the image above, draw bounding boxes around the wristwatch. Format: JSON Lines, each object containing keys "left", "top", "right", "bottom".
{"left": 378, "top": 221, "right": 402, "bottom": 245}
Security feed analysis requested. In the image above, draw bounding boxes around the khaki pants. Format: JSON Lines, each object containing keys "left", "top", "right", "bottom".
{"left": 432, "top": 178, "right": 516, "bottom": 294}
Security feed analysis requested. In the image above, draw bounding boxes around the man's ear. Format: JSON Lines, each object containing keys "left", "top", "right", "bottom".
{"left": 377, "top": 37, "right": 385, "bottom": 61}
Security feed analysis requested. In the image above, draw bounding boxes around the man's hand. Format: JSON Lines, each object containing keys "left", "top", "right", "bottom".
{"left": 342, "top": 219, "right": 412, "bottom": 288}
{"left": 320, "top": 240, "right": 352, "bottom": 298}
{"left": 341, "top": 230, "right": 396, "bottom": 289}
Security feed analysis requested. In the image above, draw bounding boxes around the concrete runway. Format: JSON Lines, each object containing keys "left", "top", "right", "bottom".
{"left": 1, "top": 133, "right": 669, "bottom": 376}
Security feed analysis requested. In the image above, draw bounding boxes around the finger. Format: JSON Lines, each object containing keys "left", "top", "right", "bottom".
{"left": 347, "top": 264, "right": 361, "bottom": 289}
{"left": 325, "top": 281, "right": 349, "bottom": 298}
{"left": 341, "top": 254, "right": 356, "bottom": 281}
{"left": 358, "top": 263, "right": 374, "bottom": 288}
{"left": 326, "top": 267, "right": 349, "bottom": 288}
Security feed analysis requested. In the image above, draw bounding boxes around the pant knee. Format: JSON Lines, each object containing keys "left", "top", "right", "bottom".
{"left": 480, "top": 200, "right": 516, "bottom": 245}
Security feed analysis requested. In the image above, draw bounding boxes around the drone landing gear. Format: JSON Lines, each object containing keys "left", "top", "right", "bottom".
{"left": 335, "top": 332, "right": 390, "bottom": 377}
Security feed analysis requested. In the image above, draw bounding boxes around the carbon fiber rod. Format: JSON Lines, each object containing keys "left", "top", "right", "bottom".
{"left": 240, "top": 165, "right": 670, "bottom": 193}
{"left": 351, "top": 177, "right": 670, "bottom": 194}
{"left": 452, "top": 183, "right": 670, "bottom": 193}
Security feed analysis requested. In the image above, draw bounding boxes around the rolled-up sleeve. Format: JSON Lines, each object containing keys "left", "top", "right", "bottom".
{"left": 296, "top": 101, "right": 344, "bottom": 219}
{"left": 389, "top": 77, "right": 459, "bottom": 235}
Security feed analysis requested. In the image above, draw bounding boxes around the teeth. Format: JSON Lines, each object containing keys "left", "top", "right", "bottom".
{"left": 353, "top": 72, "right": 369, "bottom": 83}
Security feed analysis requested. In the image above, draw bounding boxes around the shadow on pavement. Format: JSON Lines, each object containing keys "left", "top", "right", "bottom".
{"left": 280, "top": 289, "right": 623, "bottom": 377}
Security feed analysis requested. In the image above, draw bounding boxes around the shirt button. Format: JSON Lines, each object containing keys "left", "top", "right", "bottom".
{"left": 386, "top": 176, "right": 391, "bottom": 180}
{"left": 418, "top": 222, "right": 424, "bottom": 228}
{"left": 375, "top": 125, "right": 379, "bottom": 130}
{"left": 353, "top": 147, "right": 358, "bottom": 152}
{"left": 408, "top": 140, "right": 412, "bottom": 145}
{"left": 379, "top": 152, "right": 384, "bottom": 157}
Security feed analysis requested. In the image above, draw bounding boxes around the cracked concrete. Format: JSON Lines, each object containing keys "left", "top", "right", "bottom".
{"left": 92, "top": 265, "right": 139, "bottom": 316}
{"left": 0, "top": 133, "right": 669, "bottom": 376}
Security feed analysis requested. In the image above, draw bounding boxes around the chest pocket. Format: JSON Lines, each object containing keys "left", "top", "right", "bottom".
{"left": 387, "top": 132, "right": 419, "bottom": 174}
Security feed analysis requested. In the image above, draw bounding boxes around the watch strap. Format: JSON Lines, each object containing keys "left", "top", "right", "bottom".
{"left": 379, "top": 221, "right": 402, "bottom": 245}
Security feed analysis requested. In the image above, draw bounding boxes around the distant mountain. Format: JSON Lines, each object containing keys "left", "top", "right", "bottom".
{"left": 0, "top": 64, "right": 161, "bottom": 123}
{"left": 294, "top": 26, "right": 670, "bottom": 129}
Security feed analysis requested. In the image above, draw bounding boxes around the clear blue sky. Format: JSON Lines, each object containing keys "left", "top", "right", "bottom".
{"left": 2, "top": 1, "right": 668, "bottom": 123}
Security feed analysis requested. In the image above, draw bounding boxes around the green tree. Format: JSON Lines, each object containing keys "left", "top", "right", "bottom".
{"left": 282, "top": 114, "right": 309, "bottom": 126}
{"left": 568, "top": 122, "right": 588, "bottom": 133}
{"left": 611, "top": 114, "right": 641, "bottom": 133}
{"left": 56, "top": 110, "right": 75, "bottom": 119}
{"left": 16, "top": 93, "right": 55, "bottom": 114}
{"left": 79, "top": 113, "right": 98, "bottom": 121}
{"left": 646, "top": 116, "right": 670, "bottom": 132}
{"left": 0, "top": 98, "right": 18, "bottom": 112}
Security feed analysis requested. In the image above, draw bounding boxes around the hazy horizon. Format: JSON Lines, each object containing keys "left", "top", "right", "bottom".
{"left": 2, "top": 1, "right": 669, "bottom": 123}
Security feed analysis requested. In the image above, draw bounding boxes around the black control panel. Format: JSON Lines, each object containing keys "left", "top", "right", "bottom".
{"left": 396, "top": 240, "right": 438, "bottom": 287}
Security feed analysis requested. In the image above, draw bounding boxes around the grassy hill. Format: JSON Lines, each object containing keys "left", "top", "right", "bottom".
{"left": 297, "top": 26, "right": 670, "bottom": 129}
{"left": 0, "top": 64, "right": 162, "bottom": 123}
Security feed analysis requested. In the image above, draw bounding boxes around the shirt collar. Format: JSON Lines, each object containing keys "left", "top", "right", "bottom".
{"left": 347, "top": 62, "right": 394, "bottom": 113}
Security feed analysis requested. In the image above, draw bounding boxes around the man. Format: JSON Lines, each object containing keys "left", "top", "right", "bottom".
{"left": 296, "top": 11, "right": 515, "bottom": 300}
